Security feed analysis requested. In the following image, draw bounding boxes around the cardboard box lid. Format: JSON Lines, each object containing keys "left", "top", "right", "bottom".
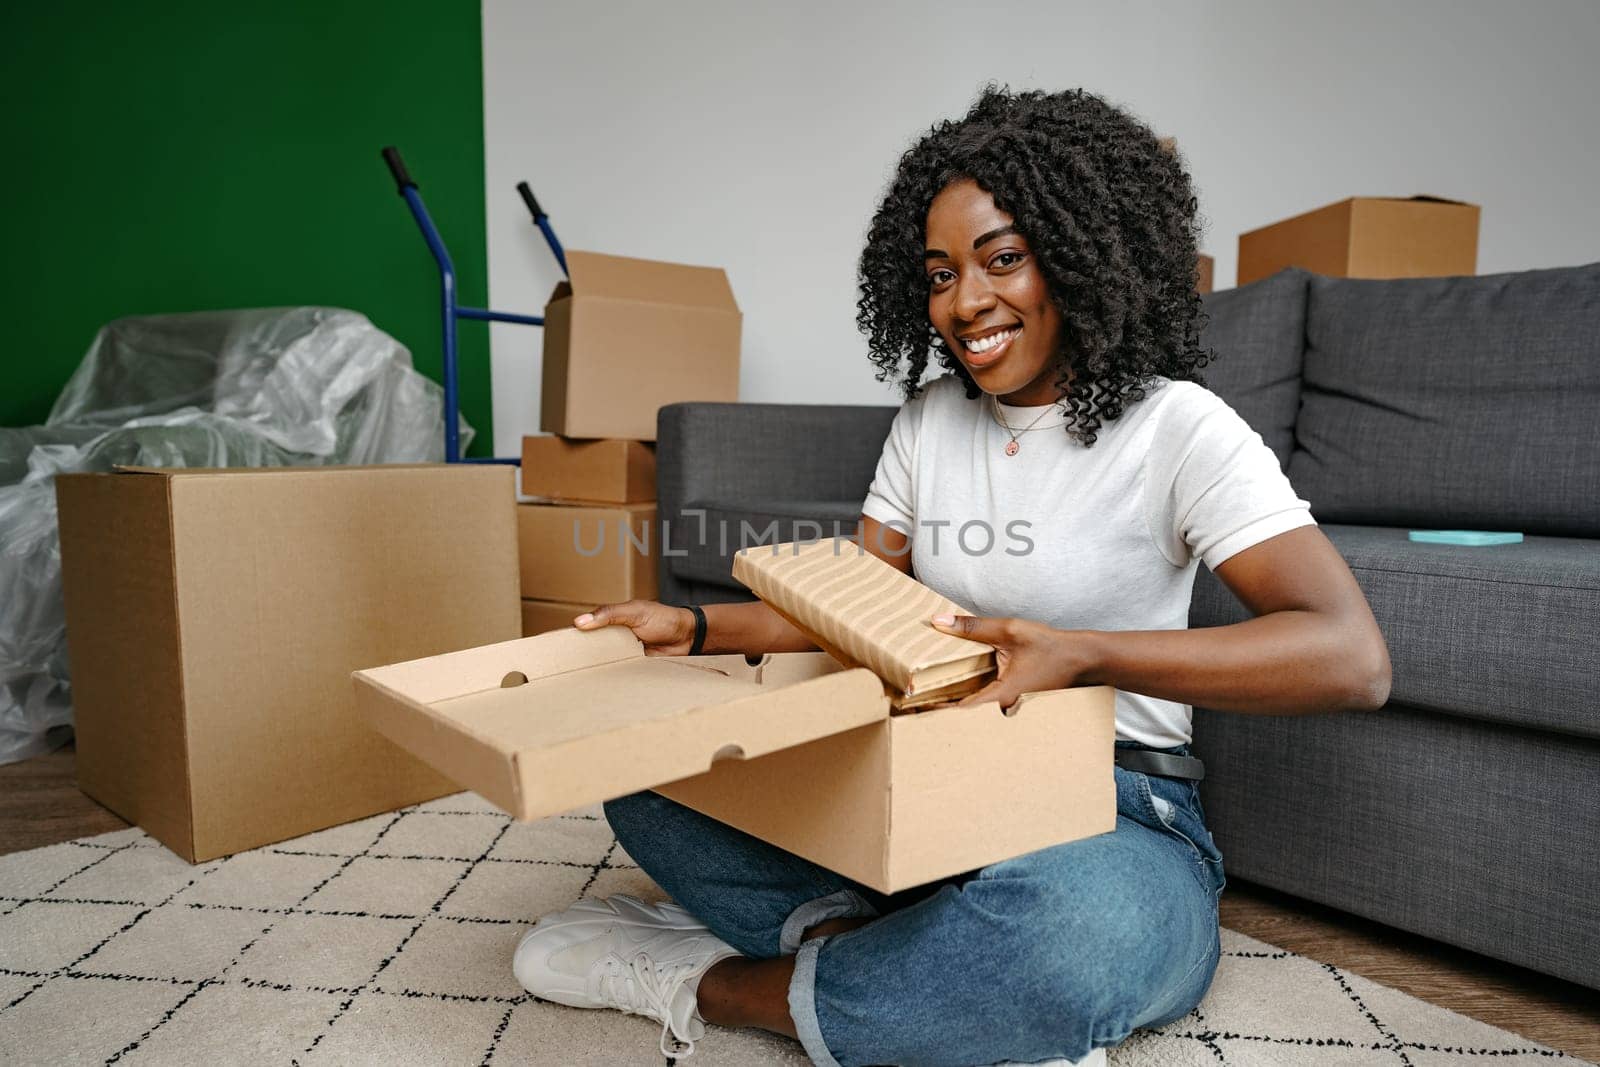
{"left": 352, "top": 628, "right": 889, "bottom": 820}
{"left": 547, "top": 250, "right": 739, "bottom": 314}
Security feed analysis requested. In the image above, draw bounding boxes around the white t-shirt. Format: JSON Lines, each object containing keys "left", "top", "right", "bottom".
{"left": 861, "top": 375, "right": 1314, "bottom": 747}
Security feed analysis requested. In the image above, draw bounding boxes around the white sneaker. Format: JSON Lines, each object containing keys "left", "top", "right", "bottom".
{"left": 988, "top": 1051, "right": 1107, "bottom": 1067}
{"left": 513, "top": 895, "right": 739, "bottom": 1056}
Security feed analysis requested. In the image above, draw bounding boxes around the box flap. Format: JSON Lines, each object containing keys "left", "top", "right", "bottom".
{"left": 565, "top": 250, "right": 738, "bottom": 312}
{"left": 352, "top": 634, "right": 889, "bottom": 819}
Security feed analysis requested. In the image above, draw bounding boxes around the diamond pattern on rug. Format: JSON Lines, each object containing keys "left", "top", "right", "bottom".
{"left": 0, "top": 792, "right": 1586, "bottom": 1066}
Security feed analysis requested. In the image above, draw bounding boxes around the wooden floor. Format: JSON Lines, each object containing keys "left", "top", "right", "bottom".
{"left": 4, "top": 745, "right": 1597, "bottom": 1060}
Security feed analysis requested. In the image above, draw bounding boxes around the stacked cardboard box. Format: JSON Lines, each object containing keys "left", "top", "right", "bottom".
{"left": 540, "top": 251, "right": 740, "bottom": 440}
{"left": 517, "top": 437, "right": 659, "bottom": 633}
{"left": 518, "top": 250, "right": 742, "bottom": 629}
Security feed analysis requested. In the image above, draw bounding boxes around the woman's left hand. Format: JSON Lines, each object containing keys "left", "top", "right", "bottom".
{"left": 930, "top": 613, "right": 1100, "bottom": 709}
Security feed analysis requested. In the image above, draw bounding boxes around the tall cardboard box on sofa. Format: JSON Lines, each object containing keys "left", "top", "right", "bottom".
{"left": 54, "top": 464, "right": 522, "bottom": 863}
{"left": 541, "top": 251, "right": 741, "bottom": 441}
{"left": 1237, "top": 196, "right": 1479, "bottom": 286}
{"left": 352, "top": 628, "right": 1117, "bottom": 893}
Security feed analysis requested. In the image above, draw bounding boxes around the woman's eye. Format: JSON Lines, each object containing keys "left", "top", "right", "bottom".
{"left": 928, "top": 269, "right": 955, "bottom": 288}
{"left": 991, "top": 252, "right": 1024, "bottom": 269}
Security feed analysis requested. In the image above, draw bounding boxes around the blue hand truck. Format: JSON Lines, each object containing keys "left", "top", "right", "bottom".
{"left": 382, "top": 146, "right": 568, "bottom": 464}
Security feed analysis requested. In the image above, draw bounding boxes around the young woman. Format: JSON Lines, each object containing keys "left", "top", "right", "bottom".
{"left": 512, "top": 87, "right": 1390, "bottom": 1066}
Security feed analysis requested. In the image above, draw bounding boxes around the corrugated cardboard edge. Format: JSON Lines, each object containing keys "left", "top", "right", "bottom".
{"left": 731, "top": 545, "right": 992, "bottom": 696}
{"left": 163, "top": 478, "right": 198, "bottom": 860}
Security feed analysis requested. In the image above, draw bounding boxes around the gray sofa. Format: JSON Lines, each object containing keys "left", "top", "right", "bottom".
{"left": 654, "top": 263, "right": 1600, "bottom": 991}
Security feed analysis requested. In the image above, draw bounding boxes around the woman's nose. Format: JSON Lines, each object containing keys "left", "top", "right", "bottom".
{"left": 952, "top": 271, "right": 998, "bottom": 320}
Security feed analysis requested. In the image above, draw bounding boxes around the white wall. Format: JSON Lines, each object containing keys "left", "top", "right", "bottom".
{"left": 482, "top": 0, "right": 1600, "bottom": 456}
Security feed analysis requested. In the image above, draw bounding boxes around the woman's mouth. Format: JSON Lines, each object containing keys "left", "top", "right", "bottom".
{"left": 959, "top": 326, "right": 1021, "bottom": 369}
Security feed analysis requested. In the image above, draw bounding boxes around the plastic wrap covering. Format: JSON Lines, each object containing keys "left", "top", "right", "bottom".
{"left": 0, "top": 307, "right": 470, "bottom": 765}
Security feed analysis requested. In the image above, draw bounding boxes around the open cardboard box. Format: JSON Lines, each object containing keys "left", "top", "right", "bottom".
{"left": 352, "top": 627, "right": 1116, "bottom": 892}
{"left": 540, "top": 251, "right": 740, "bottom": 441}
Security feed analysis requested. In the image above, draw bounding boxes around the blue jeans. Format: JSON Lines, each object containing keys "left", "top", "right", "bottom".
{"left": 604, "top": 742, "right": 1226, "bottom": 1067}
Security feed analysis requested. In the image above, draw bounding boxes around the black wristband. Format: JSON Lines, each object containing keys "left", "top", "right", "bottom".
{"left": 687, "top": 605, "right": 708, "bottom": 656}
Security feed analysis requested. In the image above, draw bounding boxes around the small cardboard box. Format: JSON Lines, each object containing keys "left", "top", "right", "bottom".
{"left": 541, "top": 251, "right": 741, "bottom": 441}
{"left": 519, "top": 436, "right": 655, "bottom": 504}
{"left": 54, "top": 464, "right": 522, "bottom": 863}
{"left": 352, "top": 628, "right": 1116, "bottom": 892}
{"left": 521, "top": 599, "right": 591, "bottom": 637}
{"left": 517, "top": 501, "right": 657, "bottom": 603}
{"left": 1238, "top": 196, "right": 1480, "bottom": 286}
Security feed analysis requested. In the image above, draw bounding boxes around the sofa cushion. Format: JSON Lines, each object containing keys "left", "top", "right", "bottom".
{"left": 1190, "top": 524, "right": 1600, "bottom": 740}
{"left": 1190, "top": 701, "right": 1600, "bottom": 990}
{"left": 1289, "top": 263, "right": 1600, "bottom": 536}
{"left": 666, "top": 500, "right": 862, "bottom": 590}
{"left": 1198, "top": 269, "right": 1309, "bottom": 470}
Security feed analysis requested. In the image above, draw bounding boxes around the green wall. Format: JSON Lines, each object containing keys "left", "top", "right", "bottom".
{"left": 1, "top": 1, "right": 492, "bottom": 456}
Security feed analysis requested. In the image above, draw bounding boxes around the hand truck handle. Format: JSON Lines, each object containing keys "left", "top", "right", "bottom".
{"left": 382, "top": 146, "right": 417, "bottom": 194}
{"left": 517, "top": 181, "right": 547, "bottom": 221}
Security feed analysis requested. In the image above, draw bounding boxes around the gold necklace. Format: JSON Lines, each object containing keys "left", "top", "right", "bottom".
{"left": 990, "top": 394, "right": 1057, "bottom": 456}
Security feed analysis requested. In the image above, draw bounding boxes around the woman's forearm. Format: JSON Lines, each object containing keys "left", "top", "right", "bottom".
{"left": 701, "top": 600, "right": 817, "bottom": 656}
{"left": 1078, "top": 611, "right": 1391, "bottom": 715}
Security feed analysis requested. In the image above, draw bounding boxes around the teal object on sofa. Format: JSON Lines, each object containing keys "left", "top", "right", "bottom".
{"left": 1407, "top": 530, "right": 1524, "bottom": 546}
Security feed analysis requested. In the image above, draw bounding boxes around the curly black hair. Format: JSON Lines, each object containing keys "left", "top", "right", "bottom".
{"left": 856, "top": 86, "right": 1209, "bottom": 446}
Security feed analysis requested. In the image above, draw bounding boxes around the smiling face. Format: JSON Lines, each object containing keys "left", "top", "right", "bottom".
{"left": 924, "top": 179, "right": 1066, "bottom": 405}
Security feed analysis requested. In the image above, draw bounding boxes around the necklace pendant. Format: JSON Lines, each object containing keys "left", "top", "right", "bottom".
{"left": 1004, "top": 440, "right": 1020, "bottom": 457}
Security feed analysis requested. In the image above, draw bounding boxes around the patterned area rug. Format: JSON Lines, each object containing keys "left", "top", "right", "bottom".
{"left": 0, "top": 792, "right": 1584, "bottom": 1066}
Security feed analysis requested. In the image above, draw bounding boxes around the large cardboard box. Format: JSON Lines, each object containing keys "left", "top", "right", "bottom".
{"left": 352, "top": 628, "right": 1116, "bottom": 892}
{"left": 1237, "top": 196, "right": 1479, "bottom": 286}
{"left": 517, "top": 501, "right": 657, "bottom": 603}
{"left": 521, "top": 599, "right": 591, "bottom": 637}
{"left": 54, "top": 464, "right": 522, "bottom": 863}
{"left": 541, "top": 251, "right": 741, "bottom": 441}
{"left": 519, "top": 436, "right": 655, "bottom": 504}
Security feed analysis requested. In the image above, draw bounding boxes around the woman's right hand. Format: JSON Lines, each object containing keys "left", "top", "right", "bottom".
{"left": 573, "top": 600, "right": 698, "bottom": 656}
